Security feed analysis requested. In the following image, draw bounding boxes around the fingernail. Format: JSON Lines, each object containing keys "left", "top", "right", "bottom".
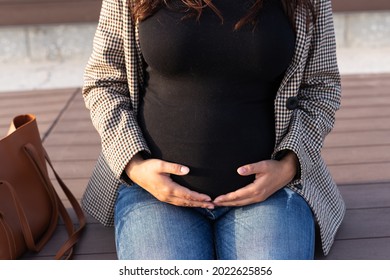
{"left": 180, "top": 166, "right": 190, "bottom": 174}
{"left": 237, "top": 167, "right": 246, "bottom": 175}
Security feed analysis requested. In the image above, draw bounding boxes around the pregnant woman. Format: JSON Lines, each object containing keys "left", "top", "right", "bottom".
{"left": 81, "top": 0, "right": 345, "bottom": 259}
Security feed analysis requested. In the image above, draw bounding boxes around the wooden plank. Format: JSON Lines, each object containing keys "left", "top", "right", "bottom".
{"left": 0, "top": 109, "right": 68, "bottom": 127}
{"left": 57, "top": 210, "right": 104, "bottom": 226}
{"left": 332, "top": 117, "right": 390, "bottom": 132}
{"left": 0, "top": 91, "right": 71, "bottom": 106}
{"left": 52, "top": 178, "right": 89, "bottom": 201}
{"left": 0, "top": 98, "right": 71, "bottom": 113}
{"left": 323, "top": 145, "right": 390, "bottom": 165}
{"left": 340, "top": 96, "right": 390, "bottom": 108}
{"left": 48, "top": 160, "right": 96, "bottom": 180}
{"left": 0, "top": 89, "right": 74, "bottom": 115}
{"left": 341, "top": 73, "right": 390, "bottom": 83}
{"left": 19, "top": 215, "right": 114, "bottom": 259}
{"left": 328, "top": 162, "right": 390, "bottom": 185}
{"left": 342, "top": 79, "right": 390, "bottom": 89}
{"left": 335, "top": 208, "right": 390, "bottom": 240}
{"left": 42, "top": 87, "right": 93, "bottom": 138}
{"left": 21, "top": 222, "right": 116, "bottom": 260}
{"left": 0, "top": 90, "right": 75, "bottom": 111}
{"left": 0, "top": 110, "right": 62, "bottom": 122}
{"left": 45, "top": 144, "right": 100, "bottom": 161}
{"left": 319, "top": 238, "right": 390, "bottom": 260}
{"left": 0, "top": 107, "right": 66, "bottom": 120}
{"left": 324, "top": 131, "right": 390, "bottom": 147}
{"left": 338, "top": 183, "right": 390, "bottom": 209}
{"left": 0, "top": 88, "right": 76, "bottom": 135}
{"left": 50, "top": 120, "right": 97, "bottom": 133}
{"left": 61, "top": 96, "right": 89, "bottom": 109}
{"left": 0, "top": 106, "right": 71, "bottom": 119}
{"left": 335, "top": 106, "right": 390, "bottom": 120}
{"left": 0, "top": 1, "right": 102, "bottom": 25}
{"left": 332, "top": 0, "right": 390, "bottom": 12}
{"left": 340, "top": 86, "right": 390, "bottom": 98}
{"left": 44, "top": 131, "right": 101, "bottom": 146}
{"left": 45, "top": 109, "right": 91, "bottom": 122}
{"left": 0, "top": 88, "right": 77, "bottom": 98}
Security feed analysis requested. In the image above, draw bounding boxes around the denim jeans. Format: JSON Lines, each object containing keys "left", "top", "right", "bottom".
{"left": 114, "top": 183, "right": 315, "bottom": 260}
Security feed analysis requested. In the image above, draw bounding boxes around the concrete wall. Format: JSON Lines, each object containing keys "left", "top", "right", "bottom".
{"left": 0, "top": 23, "right": 96, "bottom": 64}
{"left": 1, "top": 11, "right": 390, "bottom": 63}
{"left": 0, "top": 11, "right": 389, "bottom": 91}
{"left": 0, "top": 23, "right": 96, "bottom": 91}
{"left": 334, "top": 11, "right": 390, "bottom": 74}
{"left": 334, "top": 11, "right": 390, "bottom": 48}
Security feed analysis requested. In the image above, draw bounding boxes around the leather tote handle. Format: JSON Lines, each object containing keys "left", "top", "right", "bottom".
{"left": 0, "top": 180, "right": 36, "bottom": 259}
{"left": 44, "top": 149, "right": 86, "bottom": 259}
{"left": 23, "top": 143, "right": 86, "bottom": 259}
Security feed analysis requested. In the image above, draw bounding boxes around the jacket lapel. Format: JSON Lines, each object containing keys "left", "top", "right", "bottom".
{"left": 277, "top": 4, "right": 308, "bottom": 97}
{"left": 273, "top": 4, "right": 310, "bottom": 144}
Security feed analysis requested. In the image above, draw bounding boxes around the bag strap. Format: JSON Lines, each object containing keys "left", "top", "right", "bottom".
{"left": 43, "top": 149, "right": 86, "bottom": 259}
{"left": 23, "top": 143, "right": 86, "bottom": 259}
{"left": 0, "top": 180, "right": 35, "bottom": 259}
{"left": 0, "top": 192, "right": 18, "bottom": 259}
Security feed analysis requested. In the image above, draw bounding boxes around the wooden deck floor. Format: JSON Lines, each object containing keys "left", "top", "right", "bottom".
{"left": 1, "top": 73, "right": 390, "bottom": 260}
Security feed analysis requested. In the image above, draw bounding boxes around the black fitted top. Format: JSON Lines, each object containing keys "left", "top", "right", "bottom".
{"left": 138, "top": 0, "right": 295, "bottom": 198}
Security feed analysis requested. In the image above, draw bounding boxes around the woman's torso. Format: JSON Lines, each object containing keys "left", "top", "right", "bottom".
{"left": 138, "top": 0, "right": 295, "bottom": 198}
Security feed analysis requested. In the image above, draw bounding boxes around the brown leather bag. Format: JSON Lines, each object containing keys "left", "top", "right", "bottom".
{"left": 0, "top": 114, "right": 86, "bottom": 260}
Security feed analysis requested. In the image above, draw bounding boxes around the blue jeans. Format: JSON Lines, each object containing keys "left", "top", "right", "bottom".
{"left": 114, "top": 183, "right": 315, "bottom": 260}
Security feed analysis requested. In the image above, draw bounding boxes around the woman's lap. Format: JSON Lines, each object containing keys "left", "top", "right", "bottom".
{"left": 114, "top": 184, "right": 315, "bottom": 260}
{"left": 213, "top": 188, "right": 315, "bottom": 259}
{"left": 114, "top": 184, "right": 215, "bottom": 259}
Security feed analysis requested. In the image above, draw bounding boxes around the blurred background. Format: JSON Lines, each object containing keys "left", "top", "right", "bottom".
{"left": 0, "top": 0, "right": 389, "bottom": 91}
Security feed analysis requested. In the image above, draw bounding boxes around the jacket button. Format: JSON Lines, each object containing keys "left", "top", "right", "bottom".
{"left": 286, "top": 96, "right": 299, "bottom": 110}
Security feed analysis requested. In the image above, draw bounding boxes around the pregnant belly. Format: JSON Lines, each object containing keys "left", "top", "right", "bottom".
{"left": 169, "top": 146, "right": 259, "bottom": 199}
{"left": 139, "top": 102, "right": 276, "bottom": 199}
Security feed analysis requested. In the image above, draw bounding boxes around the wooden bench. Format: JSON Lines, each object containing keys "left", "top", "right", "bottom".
{"left": 0, "top": 0, "right": 102, "bottom": 25}
{"left": 1, "top": 73, "right": 390, "bottom": 259}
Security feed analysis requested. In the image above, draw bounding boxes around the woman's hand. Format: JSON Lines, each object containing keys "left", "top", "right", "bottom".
{"left": 213, "top": 151, "right": 299, "bottom": 207}
{"left": 125, "top": 153, "right": 214, "bottom": 209}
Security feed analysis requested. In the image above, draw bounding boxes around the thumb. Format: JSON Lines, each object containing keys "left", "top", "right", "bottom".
{"left": 159, "top": 160, "right": 190, "bottom": 176}
{"left": 237, "top": 161, "right": 267, "bottom": 176}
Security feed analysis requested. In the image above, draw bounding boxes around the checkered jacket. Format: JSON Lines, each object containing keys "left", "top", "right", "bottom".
{"left": 82, "top": 0, "right": 345, "bottom": 256}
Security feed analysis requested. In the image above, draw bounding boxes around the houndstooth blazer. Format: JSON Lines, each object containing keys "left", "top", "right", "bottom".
{"left": 82, "top": 0, "right": 345, "bottom": 255}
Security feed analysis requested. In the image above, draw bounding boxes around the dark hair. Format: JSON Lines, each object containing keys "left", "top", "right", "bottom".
{"left": 131, "top": 0, "right": 315, "bottom": 30}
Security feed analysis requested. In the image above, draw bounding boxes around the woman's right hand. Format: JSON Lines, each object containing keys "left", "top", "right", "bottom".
{"left": 125, "top": 153, "right": 214, "bottom": 209}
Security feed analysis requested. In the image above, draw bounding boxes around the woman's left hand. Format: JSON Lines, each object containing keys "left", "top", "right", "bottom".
{"left": 213, "top": 151, "right": 299, "bottom": 207}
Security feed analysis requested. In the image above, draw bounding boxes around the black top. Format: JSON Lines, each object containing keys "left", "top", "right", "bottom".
{"left": 138, "top": 0, "right": 295, "bottom": 198}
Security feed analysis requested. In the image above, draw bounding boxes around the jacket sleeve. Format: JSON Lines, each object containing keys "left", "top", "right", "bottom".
{"left": 274, "top": 0, "right": 341, "bottom": 184}
{"left": 82, "top": 0, "right": 149, "bottom": 180}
